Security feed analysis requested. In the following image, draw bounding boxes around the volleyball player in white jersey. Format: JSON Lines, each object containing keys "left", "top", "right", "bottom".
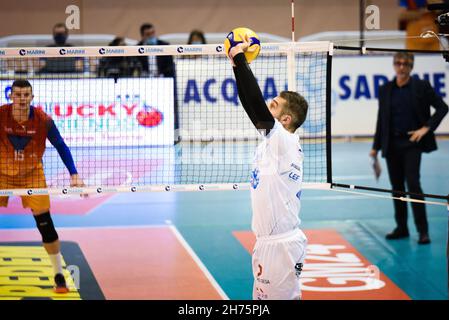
{"left": 228, "top": 37, "right": 309, "bottom": 300}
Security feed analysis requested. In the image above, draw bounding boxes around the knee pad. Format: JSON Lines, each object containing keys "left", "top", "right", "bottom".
{"left": 33, "top": 212, "right": 59, "bottom": 243}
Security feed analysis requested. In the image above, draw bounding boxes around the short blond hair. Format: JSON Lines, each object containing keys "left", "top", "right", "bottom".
{"left": 279, "top": 91, "right": 308, "bottom": 131}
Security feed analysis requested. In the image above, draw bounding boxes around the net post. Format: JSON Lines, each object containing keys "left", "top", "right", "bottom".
{"left": 326, "top": 44, "right": 333, "bottom": 184}
{"left": 359, "top": 0, "right": 366, "bottom": 53}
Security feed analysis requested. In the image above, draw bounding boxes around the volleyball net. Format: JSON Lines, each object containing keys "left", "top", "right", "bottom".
{"left": 0, "top": 42, "right": 332, "bottom": 196}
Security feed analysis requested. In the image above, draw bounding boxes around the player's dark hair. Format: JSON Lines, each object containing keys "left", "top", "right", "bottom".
{"left": 140, "top": 23, "right": 154, "bottom": 36}
{"left": 12, "top": 79, "right": 32, "bottom": 92}
{"left": 280, "top": 91, "right": 308, "bottom": 131}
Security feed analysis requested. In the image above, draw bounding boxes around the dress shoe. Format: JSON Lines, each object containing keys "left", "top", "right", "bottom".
{"left": 418, "top": 233, "right": 431, "bottom": 245}
{"left": 386, "top": 229, "right": 409, "bottom": 240}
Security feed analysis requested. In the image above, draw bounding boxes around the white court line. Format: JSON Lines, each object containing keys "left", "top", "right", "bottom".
{"left": 167, "top": 224, "right": 229, "bottom": 300}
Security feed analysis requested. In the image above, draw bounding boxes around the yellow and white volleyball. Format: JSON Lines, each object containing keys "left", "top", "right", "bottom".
{"left": 224, "top": 27, "right": 261, "bottom": 63}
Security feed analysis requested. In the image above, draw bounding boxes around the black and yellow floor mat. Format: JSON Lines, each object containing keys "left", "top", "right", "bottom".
{"left": 0, "top": 241, "right": 104, "bottom": 300}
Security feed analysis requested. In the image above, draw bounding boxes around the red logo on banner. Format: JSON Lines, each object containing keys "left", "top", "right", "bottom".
{"left": 136, "top": 106, "right": 163, "bottom": 128}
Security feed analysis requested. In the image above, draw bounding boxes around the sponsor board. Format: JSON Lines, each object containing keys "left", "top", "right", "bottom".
{"left": 0, "top": 78, "right": 174, "bottom": 146}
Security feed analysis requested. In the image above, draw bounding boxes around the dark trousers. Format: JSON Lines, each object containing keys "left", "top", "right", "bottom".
{"left": 385, "top": 138, "right": 428, "bottom": 234}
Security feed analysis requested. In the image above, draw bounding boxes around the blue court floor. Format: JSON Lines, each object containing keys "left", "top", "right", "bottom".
{"left": 1, "top": 140, "right": 448, "bottom": 300}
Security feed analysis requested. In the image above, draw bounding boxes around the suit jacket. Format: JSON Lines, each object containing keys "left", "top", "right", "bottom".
{"left": 137, "top": 39, "right": 175, "bottom": 77}
{"left": 373, "top": 77, "right": 448, "bottom": 157}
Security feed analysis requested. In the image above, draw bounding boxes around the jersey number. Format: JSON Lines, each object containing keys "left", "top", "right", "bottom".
{"left": 14, "top": 150, "right": 25, "bottom": 161}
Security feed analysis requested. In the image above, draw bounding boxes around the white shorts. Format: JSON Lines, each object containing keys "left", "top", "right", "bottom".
{"left": 252, "top": 228, "right": 307, "bottom": 300}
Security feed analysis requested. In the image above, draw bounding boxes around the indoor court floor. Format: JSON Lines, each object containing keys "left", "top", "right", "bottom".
{"left": 0, "top": 140, "right": 448, "bottom": 300}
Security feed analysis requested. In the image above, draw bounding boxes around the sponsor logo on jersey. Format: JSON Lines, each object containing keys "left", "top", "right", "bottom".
{"left": 288, "top": 172, "right": 301, "bottom": 182}
{"left": 256, "top": 263, "right": 270, "bottom": 285}
{"left": 257, "top": 264, "right": 263, "bottom": 277}
{"left": 256, "top": 277, "right": 270, "bottom": 285}
{"left": 255, "top": 287, "right": 268, "bottom": 300}
{"left": 295, "top": 263, "right": 303, "bottom": 278}
{"left": 250, "top": 168, "right": 260, "bottom": 189}
{"left": 290, "top": 163, "right": 301, "bottom": 171}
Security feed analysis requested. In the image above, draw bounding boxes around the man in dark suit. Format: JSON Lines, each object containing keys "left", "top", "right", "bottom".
{"left": 137, "top": 23, "right": 178, "bottom": 130}
{"left": 370, "top": 52, "right": 448, "bottom": 244}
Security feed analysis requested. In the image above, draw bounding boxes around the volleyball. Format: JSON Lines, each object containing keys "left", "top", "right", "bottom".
{"left": 224, "top": 27, "right": 261, "bottom": 63}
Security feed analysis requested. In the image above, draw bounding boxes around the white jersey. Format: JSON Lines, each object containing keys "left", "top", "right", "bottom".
{"left": 250, "top": 119, "right": 304, "bottom": 237}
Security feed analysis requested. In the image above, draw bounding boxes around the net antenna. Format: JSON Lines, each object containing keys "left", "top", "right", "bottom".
{"left": 291, "top": 0, "right": 295, "bottom": 42}
{"left": 288, "top": 0, "right": 297, "bottom": 92}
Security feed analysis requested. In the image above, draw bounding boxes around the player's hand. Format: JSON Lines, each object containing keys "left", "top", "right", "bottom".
{"left": 228, "top": 34, "right": 257, "bottom": 66}
{"left": 228, "top": 44, "right": 243, "bottom": 67}
{"left": 369, "top": 149, "right": 378, "bottom": 158}
{"left": 408, "top": 126, "right": 429, "bottom": 143}
{"left": 70, "top": 174, "right": 88, "bottom": 198}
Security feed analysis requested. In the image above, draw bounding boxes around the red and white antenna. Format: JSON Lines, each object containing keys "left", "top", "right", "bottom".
{"left": 288, "top": 0, "right": 297, "bottom": 91}
{"left": 291, "top": 0, "right": 295, "bottom": 42}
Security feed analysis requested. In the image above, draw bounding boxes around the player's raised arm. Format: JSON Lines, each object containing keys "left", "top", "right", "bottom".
{"left": 229, "top": 36, "right": 274, "bottom": 132}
